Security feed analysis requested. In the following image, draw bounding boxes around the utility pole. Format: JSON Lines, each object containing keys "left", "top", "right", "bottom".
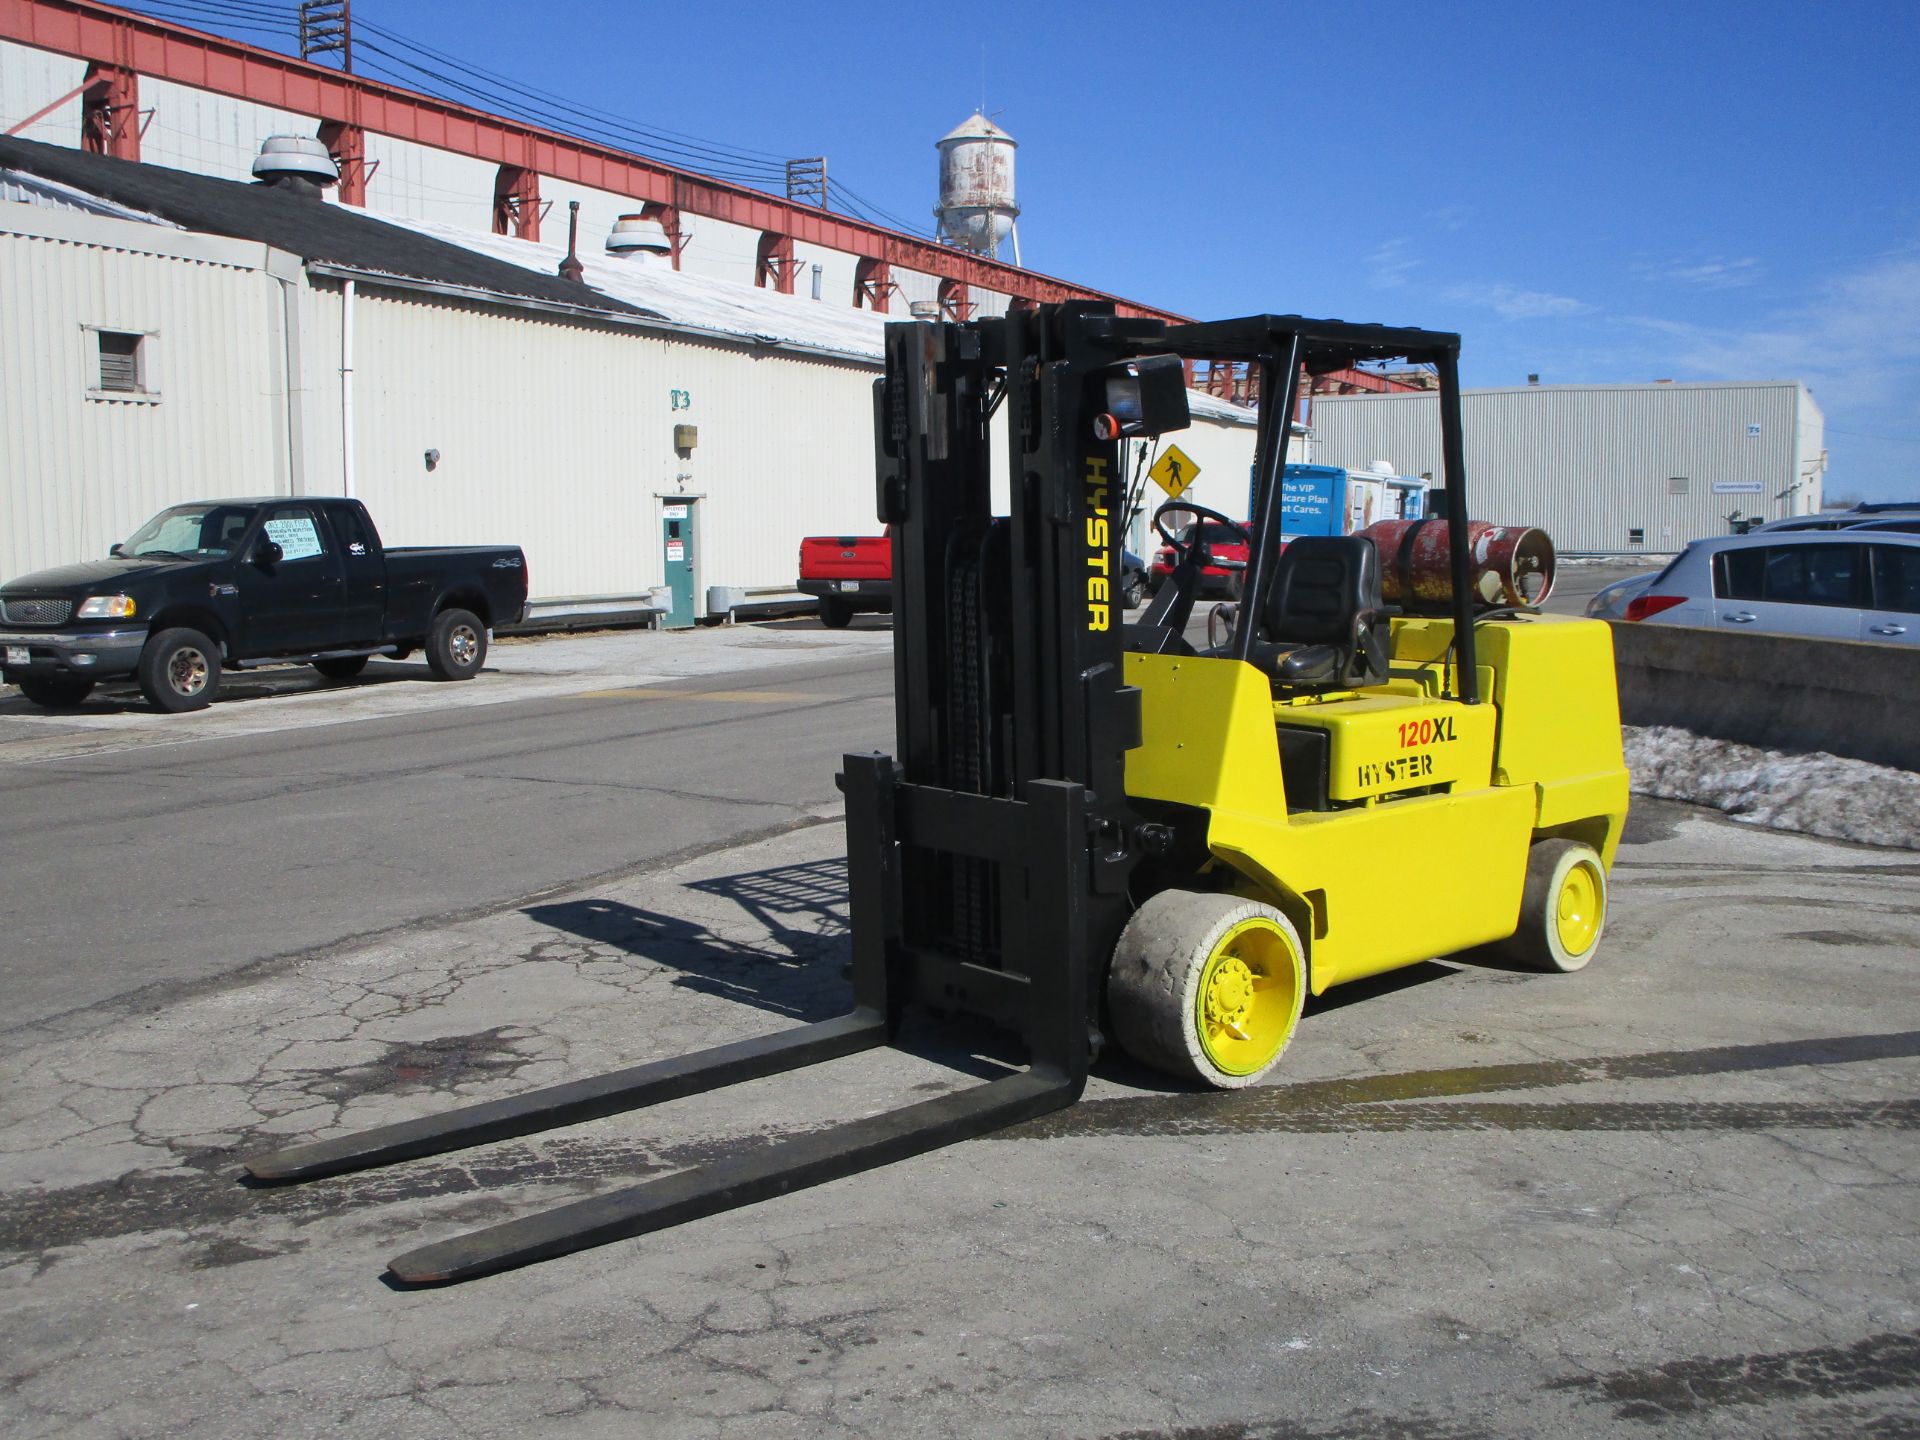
{"left": 299, "top": 1, "right": 352, "bottom": 72}
{"left": 785, "top": 157, "right": 827, "bottom": 209}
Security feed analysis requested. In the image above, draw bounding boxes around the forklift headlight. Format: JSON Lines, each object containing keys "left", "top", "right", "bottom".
{"left": 1093, "top": 354, "right": 1190, "bottom": 441}
{"left": 76, "top": 594, "right": 136, "bottom": 619}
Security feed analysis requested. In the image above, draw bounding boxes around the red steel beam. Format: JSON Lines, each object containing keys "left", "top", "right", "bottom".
{"left": 0, "top": 0, "right": 1185, "bottom": 321}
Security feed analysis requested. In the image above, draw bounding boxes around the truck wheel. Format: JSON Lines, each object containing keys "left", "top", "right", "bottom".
{"left": 18, "top": 677, "right": 94, "bottom": 709}
{"left": 426, "top": 609, "right": 487, "bottom": 680}
{"left": 1121, "top": 570, "right": 1147, "bottom": 609}
{"left": 1501, "top": 839, "right": 1607, "bottom": 972}
{"left": 138, "top": 628, "right": 221, "bottom": 712}
{"left": 820, "top": 598, "right": 852, "bottom": 628}
{"left": 1107, "top": 890, "right": 1306, "bottom": 1089}
{"left": 313, "top": 656, "right": 369, "bottom": 680}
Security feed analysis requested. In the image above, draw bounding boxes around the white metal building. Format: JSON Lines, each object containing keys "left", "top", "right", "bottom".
{"left": 1311, "top": 381, "right": 1827, "bottom": 554}
{"left": 0, "top": 136, "right": 1258, "bottom": 617}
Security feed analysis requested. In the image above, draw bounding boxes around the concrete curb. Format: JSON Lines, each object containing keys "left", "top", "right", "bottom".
{"left": 1611, "top": 620, "right": 1920, "bottom": 770}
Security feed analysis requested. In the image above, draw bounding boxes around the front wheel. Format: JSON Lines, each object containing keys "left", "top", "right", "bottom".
{"left": 1501, "top": 839, "right": 1608, "bottom": 972}
{"left": 1120, "top": 570, "right": 1147, "bottom": 610}
{"left": 18, "top": 677, "right": 94, "bottom": 709}
{"left": 313, "top": 656, "right": 369, "bottom": 680}
{"left": 1107, "top": 890, "right": 1307, "bottom": 1089}
{"left": 138, "top": 628, "right": 221, "bottom": 712}
{"left": 425, "top": 609, "right": 487, "bottom": 681}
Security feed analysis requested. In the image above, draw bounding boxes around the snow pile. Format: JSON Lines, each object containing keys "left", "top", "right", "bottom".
{"left": 1624, "top": 725, "right": 1920, "bottom": 849}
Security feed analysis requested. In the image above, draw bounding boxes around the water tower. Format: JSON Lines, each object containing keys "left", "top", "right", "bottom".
{"left": 935, "top": 112, "right": 1020, "bottom": 265}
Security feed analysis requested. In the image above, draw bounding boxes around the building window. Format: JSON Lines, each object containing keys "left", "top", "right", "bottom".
{"left": 1628, "top": 527, "right": 1646, "bottom": 546}
{"left": 87, "top": 328, "right": 158, "bottom": 401}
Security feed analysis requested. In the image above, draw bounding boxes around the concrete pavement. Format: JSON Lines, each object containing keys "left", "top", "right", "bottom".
{"left": 2, "top": 796, "right": 1915, "bottom": 1437}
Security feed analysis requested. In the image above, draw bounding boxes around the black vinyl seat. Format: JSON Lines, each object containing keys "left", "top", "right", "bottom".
{"left": 1249, "top": 535, "right": 1392, "bottom": 690}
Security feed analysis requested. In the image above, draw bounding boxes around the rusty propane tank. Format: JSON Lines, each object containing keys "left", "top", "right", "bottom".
{"left": 1360, "top": 519, "right": 1556, "bottom": 609}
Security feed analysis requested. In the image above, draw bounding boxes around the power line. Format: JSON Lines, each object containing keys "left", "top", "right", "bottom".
{"left": 108, "top": 1, "right": 931, "bottom": 235}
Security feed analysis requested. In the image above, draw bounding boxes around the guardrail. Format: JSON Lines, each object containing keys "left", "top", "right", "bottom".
{"left": 1610, "top": 621, "right": 1920, "bottom": 771}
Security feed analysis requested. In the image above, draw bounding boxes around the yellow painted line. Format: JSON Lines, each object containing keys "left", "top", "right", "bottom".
{"left": 568, "top": 687, "right": 819, "bottom": 703}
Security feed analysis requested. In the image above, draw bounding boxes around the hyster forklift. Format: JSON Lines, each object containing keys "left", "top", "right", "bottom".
{"left": 246, "top": 304, "right": 1629, "bottom": 1283}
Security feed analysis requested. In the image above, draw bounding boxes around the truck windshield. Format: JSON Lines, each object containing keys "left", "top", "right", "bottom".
{"left": 123, "top": 503, "right": 260, "bottom": 559}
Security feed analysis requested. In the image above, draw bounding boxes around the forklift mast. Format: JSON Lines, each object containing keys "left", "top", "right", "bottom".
{"left": 862, "top": 303, "right": 1176, "bottom": 1069}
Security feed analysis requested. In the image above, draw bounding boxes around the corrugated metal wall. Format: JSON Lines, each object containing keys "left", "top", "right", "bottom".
{"left": 0, "top": 207, "right": 287, "bottom": 581}
{"left": 341, "top": 286, "right": 883, "bottom": 606}
{"left": 1311, "top": 383, "right": 1822, "bottom": 553}
{"left": 0, "top": 36, "right": 84, "bottom": 144}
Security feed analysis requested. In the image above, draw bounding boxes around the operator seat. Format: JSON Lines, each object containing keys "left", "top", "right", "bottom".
{"left": 1250, "top": 535, "right": 1392, "bottom": 690}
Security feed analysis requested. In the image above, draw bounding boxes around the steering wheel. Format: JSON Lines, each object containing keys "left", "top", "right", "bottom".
{"left": 1144, "top": 503, "right": 1251, "bottom": 579}
{"left": 1153, "top": 500, "right": 1249, "bottom": 560}
{"left": 1135, "top": 502, "right": 1253, "bottom": 649}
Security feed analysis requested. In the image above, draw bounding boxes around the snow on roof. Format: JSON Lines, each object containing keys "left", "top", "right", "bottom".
{"left": 379, "top": 211, "right": 901, "bottom": 363}
{"left": 365, "top": 212, "right": 1258, "bottom": 425}
{"left": 0, "top": 167, "right": 178, "bottom": 226}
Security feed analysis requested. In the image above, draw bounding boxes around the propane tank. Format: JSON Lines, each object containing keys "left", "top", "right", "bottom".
{"left": 1360, "top": 519, "right": 1556, "bottom": 609}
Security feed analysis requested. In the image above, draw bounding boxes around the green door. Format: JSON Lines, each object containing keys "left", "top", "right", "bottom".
{"left": 661, "top": 500, "right": 697, "bottom": 629}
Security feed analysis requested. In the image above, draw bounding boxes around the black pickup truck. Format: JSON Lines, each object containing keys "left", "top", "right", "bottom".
{"left": 0, "top": 497, "right": 526, "bottom": 712}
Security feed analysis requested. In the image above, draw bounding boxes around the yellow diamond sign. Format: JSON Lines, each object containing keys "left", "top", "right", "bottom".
{"left": 1149, "top": 444, "right": 1201, "bottom": 500}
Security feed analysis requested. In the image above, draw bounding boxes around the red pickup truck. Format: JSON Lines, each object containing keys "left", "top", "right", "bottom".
{"left": 800, "top": 530, "right": 1150, "bottom": 626}
{"left": 797, "top": 532, "right": 892, "bottom": 627}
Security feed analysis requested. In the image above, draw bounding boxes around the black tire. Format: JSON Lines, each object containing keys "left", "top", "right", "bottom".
{"left": 313, "top": 656, "right": 369, "bottom": 680}
{"left": 425, "top": 609, "right": 487, "bottom": 680}
{"left": 389, "top": 647, "right": 414, "bottom": 662}
{"left": 18, "top": 677, "right": 94, "bottom": 709}
{"left": 138, "top": 627, "right": 221, "bottom": 712}
{"left": 1121, "top": 570, "right": 1147, "bottom": 610}
{"left": 1499, "top": 839, "right": 1608, "bottom": 972}
{"left": 819, "top": 598, "right": 853, "bottom": 628}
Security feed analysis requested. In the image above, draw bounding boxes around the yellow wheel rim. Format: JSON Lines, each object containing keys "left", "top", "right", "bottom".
{"left": 1555, "top": 860, "right": 1602, "bottom": 956}
{"left": 1194, "top": 918, "right": 1301, "bottom": 1077}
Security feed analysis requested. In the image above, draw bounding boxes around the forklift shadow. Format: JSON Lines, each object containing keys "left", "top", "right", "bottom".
{"left": 523, "top": 857, "right": 853, "bottom": 1023}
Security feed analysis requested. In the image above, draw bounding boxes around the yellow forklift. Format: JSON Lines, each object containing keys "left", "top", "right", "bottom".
{"left": 246, "top": 304, "right": 1627, "bottom": 1280}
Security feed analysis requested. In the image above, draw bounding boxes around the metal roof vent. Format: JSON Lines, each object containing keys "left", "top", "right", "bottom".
{"left": 606, "top": 214, "right": 672, "bottom": 259}
{"left": 251, "top": 134, "right": 339, "bottom": 195}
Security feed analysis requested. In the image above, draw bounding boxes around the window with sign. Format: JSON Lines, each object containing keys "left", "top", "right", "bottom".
{"left": 263, "top": 509, "right": 329, "bottom": 562}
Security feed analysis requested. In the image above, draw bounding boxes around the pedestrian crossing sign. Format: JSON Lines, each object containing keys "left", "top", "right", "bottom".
{"left": 1149, "top": 444, "right": 1200, "bottom": 500}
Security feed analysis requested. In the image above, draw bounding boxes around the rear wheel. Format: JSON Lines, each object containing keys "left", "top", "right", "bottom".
{"left": 819, "top": 598, "right": 852, "bottom": 628}
{"left": 1502, "top": 839, "right": 1608, "bottom": 972}
{"left": 138, "top": 628, "right": 220, "bottom": 712}
{"left": 18, "top": 677, "right": 93, "bottom": 709}
{"left": 425, "top": 609, "right": 486, "bottom": 680}
{"left": 313, "top": 656, "right": 369, "bottom": 680}
{"left": 1107, "top": 890, "right": 1307, "bottom": 1089}
{"left": 1121, "top": 569, "right": 1147, "bottom": 610}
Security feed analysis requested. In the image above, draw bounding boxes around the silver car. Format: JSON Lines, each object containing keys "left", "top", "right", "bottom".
{"left": 1621, "top": 531, "right": 1919, "bottom": 646}
{"left": 1584, "top": 570, "right": 1661, "bottom": 621}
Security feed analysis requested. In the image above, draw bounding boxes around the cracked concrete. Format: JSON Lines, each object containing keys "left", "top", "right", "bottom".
{"left": 0, "top": 799, "right": 1916, "bottom": 1437}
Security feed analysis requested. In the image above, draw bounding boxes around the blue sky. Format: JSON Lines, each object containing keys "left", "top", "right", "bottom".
{"left": 129, "top": 1, "right": 1920, "bottom": 501}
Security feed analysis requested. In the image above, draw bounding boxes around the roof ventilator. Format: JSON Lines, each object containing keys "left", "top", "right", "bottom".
{"left": 251, "top": 134, "right": 339, "bottom": 197}
{"left": 606, "top": 213, "right": 672, "bottom": 261}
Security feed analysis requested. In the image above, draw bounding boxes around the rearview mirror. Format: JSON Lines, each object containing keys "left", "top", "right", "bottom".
{"left": 109, "top": 542, "right": 124, "bottom": 557}
{"left": 255, "top": 539, "right": 284, "bottom": 567}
